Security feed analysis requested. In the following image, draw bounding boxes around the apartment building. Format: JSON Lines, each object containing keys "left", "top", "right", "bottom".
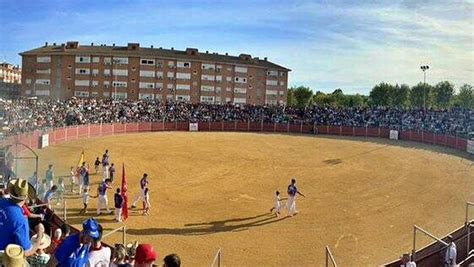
{"left": 20, "top": 42, "right": 290, "bottom": 105}
{"left": 0, "top": 63, "right": 21, "bottom": 84}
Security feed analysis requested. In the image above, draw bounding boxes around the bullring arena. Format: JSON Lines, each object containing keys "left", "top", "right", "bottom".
{"left": 8, "top": 122, "right": 474, "bottom": 266}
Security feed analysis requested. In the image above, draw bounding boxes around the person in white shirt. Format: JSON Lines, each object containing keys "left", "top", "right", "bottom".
{"left": 444, "top": 235, "right": 457, "bottom": 267}
{"left": 88, "top": 224, "right": 111, "bottom": 267}
{"left": 270, "top": 191, "right": 286, "bottom": 217}
{"left": 400, "top": 253, "right": 416, "bottom": 267}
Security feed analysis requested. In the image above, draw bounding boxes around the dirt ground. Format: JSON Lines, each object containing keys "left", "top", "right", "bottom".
{"left": 16, "top": 132, "right": 474, "bottom": 266}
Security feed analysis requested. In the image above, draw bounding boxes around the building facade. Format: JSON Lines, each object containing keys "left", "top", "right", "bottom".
{"left": 20, "top": 42, "right": 290, "bottom": 105}
{"left": 0, "top": 63, "right": 21, "bottom": 84}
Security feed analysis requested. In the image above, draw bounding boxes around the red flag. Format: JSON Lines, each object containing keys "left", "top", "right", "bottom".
{"left": 121, "top": 163, "right": 128, "bottom": 221}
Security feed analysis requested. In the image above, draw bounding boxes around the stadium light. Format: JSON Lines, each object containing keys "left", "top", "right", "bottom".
{"left": 420, "top": 65, "right": 430, "bottom": 111}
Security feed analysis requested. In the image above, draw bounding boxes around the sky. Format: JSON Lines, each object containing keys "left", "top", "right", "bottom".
{"left": 0, "top": 0, "right": 472, "bottom": 94}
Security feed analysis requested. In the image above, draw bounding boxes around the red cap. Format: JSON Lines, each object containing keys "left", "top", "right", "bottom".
{"left": 135, "top": 244, "right": 157, "bottom": 264}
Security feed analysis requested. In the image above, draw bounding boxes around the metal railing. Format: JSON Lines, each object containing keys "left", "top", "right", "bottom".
{"left": 325, "top": 246, "right": 337, "bottom": 267}
{"left": 412, "top": 225, "right": 448, "bottom": 260}
{"left": 210, "top": 248, "right": 221, "bottom": 267}
{"left": 466, "top": 202, "right": 474, "bottom": 226}
{"left": 102, "top": 225, "right": 127, "bottom": 245}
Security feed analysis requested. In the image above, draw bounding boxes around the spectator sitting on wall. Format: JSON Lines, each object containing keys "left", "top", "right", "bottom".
{"left": 163, "top": 253, "right": 181, "bottom": 267}
{"left": 43, "top": 185, "right": 57, "bottom": 210}
{"left": 28, "top": 223, "right": 52, "bottom": 266}
{"left": 49, "top": 218, "right": 100, "bottom": 266}
{"left": 400, "top": 253, "right": 416, "bottom": 267}
{"left": 87, "top": 223, "right": 111, "bottom": 266}
{"left": 134, "top": 244, "right": 157, "bottom": 267}
{"left": 0, "top": 179, "right": 41, "bottom": 256}
{"left": 47, "top": 228, "right": 62, "bottom": 254}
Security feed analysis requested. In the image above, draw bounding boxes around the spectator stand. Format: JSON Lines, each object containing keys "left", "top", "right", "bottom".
{"left": 325, "top": 245, "right": 337, "bottom": 267}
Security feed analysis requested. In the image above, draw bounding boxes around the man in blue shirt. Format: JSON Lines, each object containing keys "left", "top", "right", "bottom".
{"left": 0, "top": 179, "right": 41, "bottom": 256}
{"left": 45, "top": 164, "right": 54, "bottom": 190}
{"left": 286, "top": 178, "right": 305, "bottom": 216}
{"left": 50, "top": 218, "right": 100, "bottom": 266}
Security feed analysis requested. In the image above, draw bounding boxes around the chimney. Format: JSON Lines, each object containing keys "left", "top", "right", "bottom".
{"left": 91, "top": 42, "right": 94, "bottom": 46}
{"left": 159, "top": 47, "right": 162, "bottom": 49}
{"left": 225, "top": 53, "right": 228, "bottom": 56}
{"left": 151, "top": 45, "right": 153, "bottom": 48}
{"left": 61, "top": 43, "right": 66, "bottom": 51}
{"left": 206, "top": 51, "right": 209, "bottom": 54}
{"left": 112, "top": 43, "right": 115, "bottom": 47}
{"left": 66, "top": 41, "right": 79, "bottom": 49}
{"left": 127, "top": 43, "right": 139, "bottom": 50}
{"left": 264, "top": 57, "right": 268, "bottom": 61}
{"left": 186, "top": 48, "right": 198, "bottom": 55}
{"left": 44, "top": 42, "right": 48, "bottom": 47}
{"left": 171, "top": 47, "right": 174, "bottom": 50}
{"left": 53, "top": 43, "right": 56, "bottom": 46}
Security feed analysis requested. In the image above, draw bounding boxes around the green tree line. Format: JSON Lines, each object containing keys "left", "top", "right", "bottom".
{"left": 287, "top": 82, "right": 474, "bottom": 109}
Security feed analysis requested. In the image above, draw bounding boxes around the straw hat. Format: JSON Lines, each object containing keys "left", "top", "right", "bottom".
{"left": 31, "top": 233, "right": 51, "bottom": 250}
{"left": 2, "top": 244, "right": 27, "bottom": 267}
{"left": 7, "top": 179, "right": 29, "bottom": 201}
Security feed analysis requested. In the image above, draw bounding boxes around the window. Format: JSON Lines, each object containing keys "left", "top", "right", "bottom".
{"left": 167, "top": 84, "right": 174, "bottom": 89}
{"left": 202, "top": 63, "right": 215, "bottom": 70}
{"left": 201, "top": 75, "right": 214, "bottom": 81}
{"left": 75, "top": 68, "right": 90, "bottom": 75}
{"left": 37, "top": 56, "right": 51, "bottom": 63}
{"left": 92, "top": 57, "right": 100, "bottom": 63}
{"left": 200, "top": 96, "right": 215, "bottom": 103}
{"left": 177, "top": 61, "right": 191, "bottom": 68}
{"left": 36, "top": 69, "right": 51, "bottom": 74}
{"left": 156, "top": 71, "right": 163, "bottom": 79}
{"left": 215, "top": 96, "right": 221, "bottom": 102}
{"left": 112, "top": 81, "right": 127, "bottom": 87}
{"left": 279, "top": 81, "right": 285, "bottom": 86}
{"left": 266, "top": 90, "right": 278, "bottom": 95}
{"left": 103, "top": 92, "right": 110, "bottom": 97}
{"left": 166, "top": 94, "right": 174, "bottom": 100}
{"left": 35, "top": 90, "right": 50, "bottom": 96}
{"left": 74, "top": 91, "right": 90, "bottom": 97}
{"left": 35, "top": 79, "right": 50, "bottom": 85}
{"left": 266, "top": 80, "right": 278, "bottom": 86}
{"left": 176, "top": 73, "right": 191, "bottom": 80}
{"left": 75, "top": 56, "right": 91, "bottom": 63}
{"left": 104, "top": 81, "right": 110, "bottom": 88}
{"left": 155, "top": 83, "right": 163, "bottom": 90}
{"left": 113, "top": 57, "right": 128, "bottom": 64}
{"left": 155, "top": 94, "right": 163, "bottom": 100}
{"left": 176, "top": 95, "right": 190, "bottom": 101}
{"left": 176, "top": 84, "right": 190, "bottom": 90}
{"left": 25, "top": 79, "right": 32, "bottom": 84}
{"left": 140, "top": 59, "right": 155, "bottom": 65}
{"left": 91, "top": 91, "right": 99, "bottom": 96}
{"left": 201, "top": 85, "right": 214, "bottom": 92}
{"left": 140, "top": 70, "right": 155, "bottom": 77}
{"left": 104, "top": 69, "right": 111, "bottom": 76}
{"left": 216, "top": 87, "right": 221, "bottom": 93}
{"left": 280, "top": 72, "right": 286, "bottom": 76}
{"left": 233, "top": 98, "right": 246, "bottom": 104}
{"left": 156, "top": 61, "right": 164, "bottom": 68}
{"left": 234, "top": 77, "right": 247, "bottom": 83}
{"left": 139, "top": 82, "right": 155, "bottom": 89}
{"left": 235, "top": 66, "right": 247, "bottom": 73}
{"left": 112, "top": 92, "right": 128, "bottom": 99}
{"left": 92, "top": 81, "right": 98, "bottom": 87}
{"left": 234, "top": 88, "right": 247, "bottom": 94}
{"left": 112, "top": 69, "right": 128, "bottom": 76}
{"left": 267, "top": 70, "right": 278, "bottom": 76}
{"left": 168, "top": 61, "right": 175, "bottom": 67}
{"left": 167, "top": 72, "right": 175, "bottom": 78}
{"left": 139, "top": 93, "right": 154, "bottom": 100}
{"left": 279, "top": 91, "right": 285, "bottom": 96}
{"left": 104, "top": 57, "right": 111, "bottom": 64}
{"left": 216, "top": 65, "right": 222, "bottom": 73}
{"left": 226, "top": 77, "right": 232, "bottom": 82}
{"left": 216, "top": 76, "right": 222, "bottom": 82}
{"left": 225, "top": 97, "right": 231, "bottom": 102}
{"left": 25, "top": 89, "right": 31, "bottom": 95}
{"left": 75, "top": 80, "right": 90, "bottom": 86}
{"left": 226, "top": 87, "right": 232, "bottom": 92}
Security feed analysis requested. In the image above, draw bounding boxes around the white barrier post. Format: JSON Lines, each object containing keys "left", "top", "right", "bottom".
{"left": 210, "top": 248, "right": 221, "bottom": 267}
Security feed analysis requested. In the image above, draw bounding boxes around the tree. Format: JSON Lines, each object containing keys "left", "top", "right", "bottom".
{"left": 343, "top": 94, "right": 365, "bottom": 107}
{"left": 456, "top": 84, "right": 474, "bottom": 109}
{"left": 433, "top": 81, "right": 455, "bottom": 108}
{"left": 370, "top": 82, "right": 394, "bottom": 106}
{"left": 391, "top": 84, "right": 410, "bottom": 108}
{"left": 286, "top": 88, "right": 297, "bottom": 106}
{"left": 312, "top": 91, "right": 332, "bottom": 106}
{"left": 410, "top": 82, "right": 433, "bottom": 109}
{"left": 330, "top": 89, "right": 345, "bottom": 106}
{"left": 292, "top": 86, "right": 313, "bottom": 107}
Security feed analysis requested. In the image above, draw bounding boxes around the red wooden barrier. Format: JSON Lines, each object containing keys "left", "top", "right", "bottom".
{"left": 422, "top": 132, "right": 434, "bottom": 144}
{"left": 262, "top": 123, "right": 274, "bottom": 132}
{"left": 328, "top": 126, "right": 340, "bottom": 135}
{"left": 163, "top": 122, "right": 176, "bottom": 131}
{"left": 341, "top": 126, "right": 353, "bottom": 136}
{"left": 235, "top": 122, "right": 248, "bottom": 131}
{"left": 66, "top": 127, "right": 78, "bottom": 142}
{"left": 113, "top": 124, "right": 125, "bottom": 134}
{"left": 176, "top": 122, "right": 189, "bottom": 131}
{"left": 289, "top": 124, "right": 301, "bottom": 133}
{"left": 410, "top": 131, "right": 422, "bottom": 142}
{"left": 77, "top": 125, "right": 89, "bottom": 139}
{"left": 151, "top": 122, "right": 164, "bottom": 131}
{"left": 366, "top": 127, "right": 379, "bottom": 137}
{"left": 354, "top": 127, "right": 366, "bottom": 137}
{"left": 54, "top": 128, "right": 66, "bottom": 143}
{"left": 379, "top": 128, "right": 390, "bottom": 139}
{"left": 302, "top": 124, "right": 313, "bottom": 134}
{"left": 317, "top": 125, "right": 328, "bottom": 134}
{"left": 249, "top": 122, "right": 261, "bottom": 132}
{"left": 223, "top": 122, "right": 236, "bottom": 131}
{"left": 138, "top": 122, "right": 151, "bottom": 132}
{"left": 275, "top": 123, "right": 288, "bottom": 133}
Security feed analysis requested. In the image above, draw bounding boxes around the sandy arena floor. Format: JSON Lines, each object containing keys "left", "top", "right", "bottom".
{"left": 16, "top": 132, "right": 474, "bottom": 266}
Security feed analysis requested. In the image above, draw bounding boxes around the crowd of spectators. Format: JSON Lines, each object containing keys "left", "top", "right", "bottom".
{"left": 1, "top": 98, "right": 472, "bottom": 136}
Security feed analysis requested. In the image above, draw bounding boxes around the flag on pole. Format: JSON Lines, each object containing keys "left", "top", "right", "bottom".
{"left": 77, "top": 151, "right": 85, "bottom": 167}
{"left": 121, "top": 163, "right": 128, "bottom": 221}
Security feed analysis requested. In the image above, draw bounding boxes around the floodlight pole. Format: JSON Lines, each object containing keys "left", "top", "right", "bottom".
{"left": 420, "top": 65, "right": 430, "bottom": 112}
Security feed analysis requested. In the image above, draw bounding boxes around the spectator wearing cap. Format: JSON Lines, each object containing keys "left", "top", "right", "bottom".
{"left": 27, "top": 223, "right": 52, "bottom": 266}
{"left": 0, "top": 179, "right": 41, "bottom": 256}
{"left": 444, "top": 235, "right": 457, "bottom": 267}
{"left": 163, "top": 253, "right": 181, "bottom": 267}
{"left": 400, "top": 253, "right": 416, "bottom": 267}
{"left": 135, "top": 244, "right": 157, "bottom": 267}
{"left": 87, "top": 223, "right": 111, "bottom": 266}
{"left": 50, "top": 218, "right": 100, "bottom": 266}
{"left": 2, "top": 244, "right": 29, "bottom": 267}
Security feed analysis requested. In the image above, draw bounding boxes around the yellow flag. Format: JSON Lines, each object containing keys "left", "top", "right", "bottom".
{"left": 77, "top": 151, "right": 85, "bottom": 167}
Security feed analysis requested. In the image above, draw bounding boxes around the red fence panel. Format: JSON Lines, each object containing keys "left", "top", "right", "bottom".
{"left": 249, "top": 122, "right": 261, "bottom": 132}
{"left": 54, "top": 128, "right": 66, "bottom": 143}
{"left": 198, "top": 122, "right": 210, "bottom": 131}
{"left": 124, "top": 123, "right": 138, "bottom": 133}
{"left": 101, "top": 124, "right": 113, "bottom": 136}
{"left": 354, "top": 127, "right": 366, "bottom": 137}
{"left": 433, "top": 134, "right": 447, "bottom": 146}
{"left": 163, "top": 122, "right": 176, "bottom": 131}
{"left": 262, "top": 123, "right": 274, "bottom": 132}
{"left": 328, "top": 126, "right": 340, "bottom": 135}
{"left": 456, "top": 138, "right": 467, "bottom": 151}
{"left": 289, "top": 124, "right": 301, "bottom": 133}
{"left": 410, "top": 131, "right": 422, "bottom": 142}
{"left": 316, "top": 125, "right": 327, "bottom": 134}
{"left": 446, "top": 136, "right": 456, "bottom": 148}
{"left": 422, "top": 132, "right": 434, "bottom": 144}
{"left": 379, "top": 128, "right": 390, "bottom": 139}
{"left": 275, "top": 123, "right": 288, "bottom": 133}
{"left": 341, "top": 126, "right": 353, "bottom": 136}
{"left": 77, "top": 125, "right": 89, "bottom": 139}
{"left": 113, "top": 123, "right": 126, "bottom": 134}
{"left": 209, "top": 122, "right": 223, "bottom": 131}
{"left": 235, "top": 122, "right": 248, "bottom": 131}
{"left": 30, "top": 131, "right": 40, "bottom": 149}
{"left": 176, "top": 122, "right": 189, "bottom": 131}
{"left": 66, "top": 127, "right": 78, "bottom": 142}
{"left": 138, "top": 122, "right": 151, "bottom": 132}
{"left": 151, "top": 122, "right": 164, "bottom": 131}
{"left": 302, "top": 124, "right": 313, "bottom": 134}
{"left": 223, "top": 122, "right": 236, "bottom": 131}
{"left": 89, "top": 125, "right": 101, "bottom": 138}
{"left": 366, "top": 127, "right": 379, "bottom": 137}
{"left": 399, "top": 130, "right": 410, "bottom": 141}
